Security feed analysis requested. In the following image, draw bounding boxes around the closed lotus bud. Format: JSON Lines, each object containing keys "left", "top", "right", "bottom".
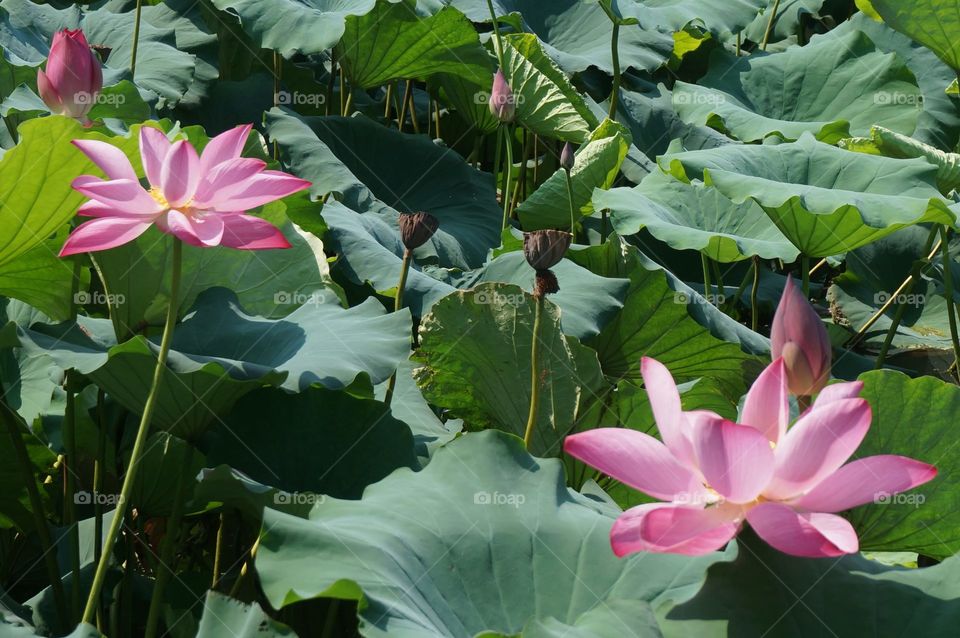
{"left": 524, "top": 230, "right": 572, "bottom": 297}
{"left": 771, "top": 276, "right": 831, "bottom": 397}
{"left": 38, "top": 29, "right": 103, "bottom": 122}
{"left": 398, "top": 212, "right": 439, "bottom": 250}
{"left": 560, "top": 142, "right": 575, "bottom": 172}
{"left": 489, "top": 70, "right": 516, "bottom": 123}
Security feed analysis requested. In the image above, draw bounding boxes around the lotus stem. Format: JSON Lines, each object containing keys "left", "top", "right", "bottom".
{"left": 711, "top": 259, "right": 725, "bottom": 302}
{"left": 82, "top": 238, "right": 183, "bottom": 626}
{"left": 384, "top": 249, "right": 413, "bottom": 407}
{"left": 339, "top": 63, "right": 346, "bottom": 115}
{"left": 63, "top": 378, "right": 81, "bottom": 619}
{"left": 809, "top": 258, "right": 827, "bottom": 277}
{"left": 609, "top": 21, "right": 621, "bottom": 119}
{"left": 751, "top": 256, "right": 760, "bottom": 331}
{"left": 93, "top": 389, "right": 107, "bottom": 627}
{"left": 326, "top": 51, "right": 337, "bottom": 116}
{"left": 601, "top": 208, "right": 608, "bottom": 243}
{"left": 736, "top": 33, "right": 741, "bottom": 57}
{"left": 564, "top": 168, "right": 576, "bottom": 234}
{"left": 398, "top": 80, "right": 412, "bottom": 131}
{"left": 130, "top": 0, "right": 143, "bottom": 78}
{"left": 501, "top": 125, "right": 515, "bottom": 231}
{"left": 522, "top": 295, "right": 544, "bottom": 449}
{"left": 801, "top": 254, "right": 810, "bottom": 298}
{"left": 874, "top": 228, "right": 939, "bottom": 369}
{"left": 486, "top": 0, "right": 506, "bottom": 69}
{"left": 941, "top": 226, "right": 960, "bottom": 378}
{"left": 384, "top": 82, "right": 394, "bottom": 120}
{"left": 761, "top": 0, "right": 781, "bottom": 51}
{"left": 212, "top": 512, "right": 225, "bottom": 589}
{"left": 0, "top": 399, "right": 68, "bottom": 632}
{"left": 701, "top": 254, "right": 713, "bottom": 304}
{"left": 343, "top": 91, "right": 354, "bottom": 117}
{"left": 850, "top": 228, "right": 941, "bottom": 346}
{"left": 434, "top": 99, "right": 442, "bottom": 139}
{"left": 144, "top": 444, "right": 194, "bottom": 638}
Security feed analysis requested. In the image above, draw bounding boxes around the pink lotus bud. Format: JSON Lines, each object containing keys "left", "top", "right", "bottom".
{"left": 560, "top": 142, "right": 575, "bottom": 172}
{"left": 771, "top": 276, "right": 831, "bottom": 397}
{"left": 489, "top": 70, "right": 516, "bottom": 123}
{"left": 37, "top": 29, "right": 103, "bottom": 122}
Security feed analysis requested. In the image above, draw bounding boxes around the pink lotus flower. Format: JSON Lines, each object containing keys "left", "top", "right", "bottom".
{"left": 38, "top": 29, "right": 103, "bottom": 123}
{"left": 564, "top": 357, "right": 936, "bottom": 558}
{"left": 772, "top": 276, "right": 832, "bottom": 397}
{"left": 489, "top": 70, "right": 516, "bottom": 123}
{"left": 59, "top": 125, "right": 311, "bottom": 256}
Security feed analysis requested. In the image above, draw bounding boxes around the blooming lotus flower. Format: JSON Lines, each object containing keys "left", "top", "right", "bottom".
{"left": 564, "top": 357, "right": 936, "bottom": 558}
{"left": 489, "top": 70, "right": 516, "bottom": 123}
{"left": 772, "top": 276, "right": 832, "bottom": 397}
{"left": 38, "top": 29, "right": 103, "bottom": 123}
{"left": 59, "top": 125, "right": 311, "bottom": 256}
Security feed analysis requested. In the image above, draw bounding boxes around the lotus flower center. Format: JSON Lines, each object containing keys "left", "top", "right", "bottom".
{"left": 149, "top": 187, "right": 197, "bottom": 216}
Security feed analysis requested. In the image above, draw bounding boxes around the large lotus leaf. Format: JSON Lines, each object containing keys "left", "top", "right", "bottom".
{"left": 256, "top": 430, "right": 730, "bottom": 637}
{"left": 0, "top": 0, "right": 215, "bottom": 106}
{"left": 825, "top": 13, "right": 960, "bottom": 150}
{"left": 448, "top": 0, "right": 674, "bottom": 75}
{"left": 567, "top": 239, "right": 771, "bottom": 357}
{"left": 842, "top": 126, "right": 960, "bottom": 195}
{"left": 501, "top": 33, "right": 600, "bottom": 143}
{"left": 208, "top": 0, "right": 377, "bottom": 58}
{"left": 319, "top": 201, "right": 458, "bottom": 317}
{"left": 827, "top": 226, "right": 955, "bottom": 350}
{"left": 12, "top": 288, "right": 410, "bottom": 438}
{"left": 673, "top": 30, "right": 922, "bottom": 144}
{"left": 517, "top": 119, "right": 630, "bottom": 230}
{"left": 828, "top": 370, "right": 960, "bottom": 559}
{"left": 196, "top": 592, "right": 295, "bottom": 637}
{"left": 598, "top": 171, "right": 798, "bottom": 263}
{"left": 413, "top": 284, "right": 605, "bottom": 456}
{"left": 200, "top": 386, "right": 418, "bottom": 497}
{"left": 661, "top": 529, "right": 960, "bottom": 636}
{"left": 662, "top": 133, "right": 956, "bottom": 257}
{"left": 266, "top": 109, "right": 502, "bottom": 269}
{"left": 337, "top": 0, "right": 490, "bottom": 88}
{"left": 431, "top": 71, "right": 499, "bottom": 135}
{"left": 581, "top": 244, "right": 761, "bottom": 398}
{"left": 612, "top": 0, "right": 766, "bottom": 40}
{"left": 0, "top": 237, "right": 77, "bottom": 323}
{"left": 861, "top": 0, "right": 960, "bottom": 74}
{"left": 464, "top": 251, "right": 629, "bottom": 339}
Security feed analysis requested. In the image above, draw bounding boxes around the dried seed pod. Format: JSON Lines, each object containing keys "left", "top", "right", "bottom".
{"left": 399, "top": 212, "right": 439, "bottom": 250}
{"left": 524, "top": 230, "right": 571, "bottom": 297}
{"left": 524, "top": 229, "right": 571, "bottom": 271}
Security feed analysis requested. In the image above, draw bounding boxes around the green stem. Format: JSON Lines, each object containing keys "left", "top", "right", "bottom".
{"left": 383, "top": 82, "right": 393, "bottom": 120}
{"left": 522, "top": 295, "right": 544, "bottom": 450}
{"left": 93, "top": 389, "right": 107, "bottom": 629}
{"left": 343, "top": 91, "right": 354, "bottom": 117}
{"left": 711, "top": 259, "right": 725, "bottom": 303}
{"left": 701, "top": 254, "right": 713, "bottom": 304}
{"left": 326, "top": 51, "right": 337, "bottom": 116}
{"left": 211, "top": 512, "right": 224, "bottom": 590}
{"left": 601, "top": 208, "right": 608, "bottom": 243}
{"left": 751, "top": 256, "right": 760, "bottom": 332}
{"left": 81, "top": 238, "right": 183, "bottom": 626}
{"left": 384, "top": 249, "right": 412, "bottom": 407}
{"left": 761, "top": 0, "right": 781, "bottom": 51}
{"left": 63, "top": 378, "right": 80, "bottom": 620}
{"left": 501, "top": 125, "right": 514, "bottom": 231}
{"left": 0, "top": 400, "right": 68, "bottom": 632}
{"left": 144, "top": 445, "right": 194, "bottom": 638}
{"left": 407, "top": 84, "right": 420, "bottom": 134}
{"left": 398, "top": 80, "right": 411, "bottom": 132}
{"left": 564, "top": 169, "right": 576, "bottom": 234}
{"left": 801, "top": 254, "right": 810, "bottom": 298}
{"left": 941, "top": 226, "right": 960, "bottom": 378}
{"left": 485, "top": 0, "right": 506, "bottom": 69}
{"left": 130, "top": 0, "right": 143, "bottom": 78}
{"left": 736, "top": 32, "right": 741, "bottom": 57}
{"left": 608, "top": 21, "right": 621, "bottom": 119}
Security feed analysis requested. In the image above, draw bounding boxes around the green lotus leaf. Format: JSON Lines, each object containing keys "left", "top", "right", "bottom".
{"left": 673, "top": 30, "right": 922, "bottom": 143}
{"left": 598, "top": 171, "right": 799, "bottom": 263}
{"left": 196, "top": 592, "right": 295, "bottom": 637}
{"left": 256, "top": 430, "right": 730, "bottom": 637}
{"left": 412, "top": 283, "right": 606, "bottom": 456}
{"left": 661, "top": 529, "right": 960, "bottom": 636}
{"left": 662, "top": 133, "right": 956, "bottom": 257}
{"left": 337, "top": 0, "right": 491, "bottom": 88}
{"left": 841, "top": 125, "right": 960, "bottom": 195}
{"left": 863, "top": 0, "right": 960, "bottom": 74}
{"left": 517, "top": 119, "right": 630, "bottom": 230}
{"left": 266, "top": 108, "right": 502, "bottom": 269}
